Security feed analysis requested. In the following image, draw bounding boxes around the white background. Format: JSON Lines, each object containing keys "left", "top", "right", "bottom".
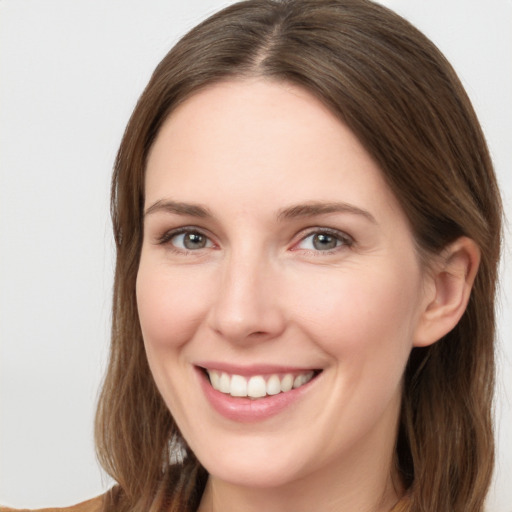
{"left": 0, "top": 0, "right": 510, "bottom": 510}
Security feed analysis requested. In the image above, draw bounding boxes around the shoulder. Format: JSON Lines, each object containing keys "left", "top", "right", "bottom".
{"left": 0, "top": 493, "right": 104, "bottom": 512}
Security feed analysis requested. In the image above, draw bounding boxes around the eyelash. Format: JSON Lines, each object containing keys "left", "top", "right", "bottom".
{"left": 293, "top": 228, "right": 354, "bottom": 254}
{"left": 156, "top": 226, "right": 354, "bottom": 254}
{"left": 156, "top": 227, "right": 214, "bottom": 253}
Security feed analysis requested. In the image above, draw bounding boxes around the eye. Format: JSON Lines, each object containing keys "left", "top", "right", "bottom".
{"left": 160, "top": 229, "right": 214, "bottom": 251}
{"left": 296, "top": 230, "right": 352, "bottom": 252}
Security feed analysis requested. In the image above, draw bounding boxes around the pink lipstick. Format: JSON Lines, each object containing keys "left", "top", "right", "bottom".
{"left": 195, "top": 364, "right": 321, "bottom": 422}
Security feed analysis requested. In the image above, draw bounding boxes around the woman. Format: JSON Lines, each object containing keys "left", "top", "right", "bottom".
{"left": 2, "top": 0, "right": 502, "bottom": 511}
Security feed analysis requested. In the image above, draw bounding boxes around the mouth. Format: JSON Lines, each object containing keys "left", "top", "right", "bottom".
{"left": 200, "top": 367, "right": 322, "bottom": 400}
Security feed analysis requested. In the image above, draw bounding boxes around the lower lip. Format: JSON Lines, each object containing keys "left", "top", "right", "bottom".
{"left": 197, "top": 368, "right": 319, "bottom": 423}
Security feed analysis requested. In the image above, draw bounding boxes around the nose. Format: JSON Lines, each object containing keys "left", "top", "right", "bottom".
{"left": 207, "top": 250, "right": 286, "bottom": 344}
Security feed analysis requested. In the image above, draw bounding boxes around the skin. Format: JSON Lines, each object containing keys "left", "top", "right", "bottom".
{"left": 136, "top": 79, "right": 478, "bottom": 512}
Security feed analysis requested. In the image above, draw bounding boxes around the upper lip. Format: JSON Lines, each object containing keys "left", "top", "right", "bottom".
{"left": 195, "top": 362, "right": 321, "bottom": 376}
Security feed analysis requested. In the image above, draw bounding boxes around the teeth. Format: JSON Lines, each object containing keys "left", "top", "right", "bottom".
{"left": 230, "top": 375, "right": 247, "bottom": 397}
{"left": 266, "top": 375, "right": 281, "bottom": 395}
{"left": 209, "top": 370, "right": 220, "bottom": 390}
{"left": 206, "top": 370, "right": 315, "bottom": 398}
{"left": 280, "top": 374, "right": 294, "bottom": 392}
{"left": 293, "top": 373, "right": 311, "bottom": 389}
{"left": 219, "top": 372, "right": 230, "bottom": 393}
{"left": 247, "top": 375, "right": 266, "bottom": 398}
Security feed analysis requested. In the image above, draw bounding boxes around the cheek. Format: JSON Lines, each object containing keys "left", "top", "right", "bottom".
{"left": 136, "top": 261, "right": 211, "bottom": 351}
{"left": 135, "top": 260, "right": 215, "bottom": 421}
{"left": 292, "top": 265, "right": 422, "bottom": 368}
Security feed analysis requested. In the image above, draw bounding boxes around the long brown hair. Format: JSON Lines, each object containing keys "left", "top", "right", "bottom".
{"left": 95, "top": 1, "right": 502, "bottom": 511}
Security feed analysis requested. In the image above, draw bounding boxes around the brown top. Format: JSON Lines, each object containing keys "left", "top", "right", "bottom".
{"left": 0, "top": 494, "right": 104, "bottom": 512}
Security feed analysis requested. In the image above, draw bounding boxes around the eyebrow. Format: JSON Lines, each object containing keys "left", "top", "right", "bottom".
{"left": 144, "top": 200, "right": 212, "bottom": 218}
{"left": 277, "top": 201, "right": 377, "bottom": 223}
{"left": 144, "top": 199, "right": 376, "bottom": 224}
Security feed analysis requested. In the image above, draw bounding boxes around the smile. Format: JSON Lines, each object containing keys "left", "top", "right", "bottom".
{"left": 196, "top": 365, "right": 322, "bottom": 422}
{"left": 206, "top": 369, "right": 316, "bottom": 399}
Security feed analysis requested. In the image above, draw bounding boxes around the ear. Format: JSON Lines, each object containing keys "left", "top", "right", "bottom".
{"left": 413, "top": 237, "right": 480, "bottom": 347}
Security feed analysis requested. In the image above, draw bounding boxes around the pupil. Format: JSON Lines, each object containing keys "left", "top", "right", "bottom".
{"left": 313, "top": 233, "right": 337, "bottom": 250}
{"left": 184, "top": 233, "right": 206, "bottom": 249}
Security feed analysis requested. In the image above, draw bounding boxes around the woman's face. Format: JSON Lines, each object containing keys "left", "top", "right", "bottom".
{"left": 137, "top": 80, "right": 433, "bottom": 489}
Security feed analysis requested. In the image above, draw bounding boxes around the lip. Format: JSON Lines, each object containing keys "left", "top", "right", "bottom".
{"left": 196, "top": 361, "right": 317, "bottom": 376}
{"left": 195, "top": 364, "right": 321, "bottom": 423}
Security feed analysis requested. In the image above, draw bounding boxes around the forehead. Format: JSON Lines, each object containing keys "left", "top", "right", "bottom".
{"left": 144, "top": 79, "right": 402, "bottom": 222}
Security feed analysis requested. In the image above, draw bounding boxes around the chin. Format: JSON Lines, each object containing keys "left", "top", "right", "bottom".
{"left": 189, "top": 435, "right": 311, "bottom": 489}
{"left": 204, "top": 457, "right": 304, "bottom": 489}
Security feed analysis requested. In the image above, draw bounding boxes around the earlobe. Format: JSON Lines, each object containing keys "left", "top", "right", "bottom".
{"left": 413, "top": 237, "right": 480, "bottom": 347}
